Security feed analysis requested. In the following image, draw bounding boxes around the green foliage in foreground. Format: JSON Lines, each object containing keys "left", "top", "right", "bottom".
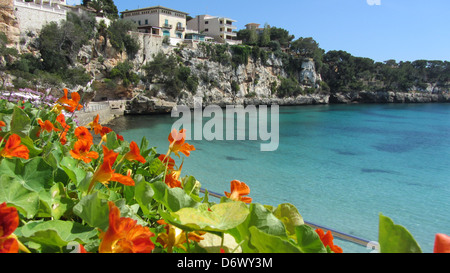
{"left": 0, "top": 96, "right": 430, "bottom": 253}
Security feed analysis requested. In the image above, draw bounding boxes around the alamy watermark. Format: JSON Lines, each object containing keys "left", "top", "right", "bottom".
{"left": 171, "top": 97, "right": 280, "bottom": 152}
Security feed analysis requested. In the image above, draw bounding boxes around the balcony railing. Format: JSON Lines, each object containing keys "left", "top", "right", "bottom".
{"left": 176, "top": 26, "right": 185, "bottom": 31}
{"left": 224, "top": 24, "right": 237, "bottom": 29}
{"left": 162, "top": 24, "right": 172, "bottom": 29}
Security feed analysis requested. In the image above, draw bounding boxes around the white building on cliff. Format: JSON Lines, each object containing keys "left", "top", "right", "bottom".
{"left": 187, "top": 14, "right": 241, "bottom": 44}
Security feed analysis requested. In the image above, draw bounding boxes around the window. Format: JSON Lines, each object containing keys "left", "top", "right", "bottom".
{"left": 138, "top": 20, "right": 141, "bottom": 25}
{"left": 176, "top": 32, "right": 182, "bottom": 38}
{"left": 205, "top": 21, "right": 209, "bottom": 24}
{"left": 145, "top": 19, "right": 148, "bottom": 25}
{"left": 163, "top": 30, "right": 170, "bottom": 36}
{"left": 205, "top": 28, "right": 209, "bottom": 32}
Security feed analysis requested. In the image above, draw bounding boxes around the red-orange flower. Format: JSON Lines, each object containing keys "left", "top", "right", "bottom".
{"left": 59, "top": 130, "right": 68, "bottom": 145}
{"left": 87, "top": 114, "right": 103, "bottom": 135}
{"left": 56, "top": 114, "right": 70, "bottom": 145}
{"left": 0, "top": 121, "right": 5, "bottom": 143}
{"left": 224, "top": 180, "right": 252, "bottom": 203}
{"left": 99, "top": 201, "right": 155, "bottom": 253}
{"left": 88, "top": 145, "right": 135, "bottom": 192}
{"left": 74, "top": 126, "right": 93, "bottom": 144}
{"left": 0, "top": 202, "right": 19, "bottom": 253}
{"left": 70, "top": 140, "right": 99, "bottom": 163}
{"left": 58, "top": 89, "right": 82, "bottom": 112}
{"left": 434, "top": 234, "right": 450, "bottom": 253}
{"left": 124, "top": 141, "right": 146, "bottom": 164}
{"left": 168, "top": 129, "right": 195, "bottom": 157}
{"left": 37, "top": 119, "right": 60, "bottom": 137}
{"left": 164, "top": 162, "right": 183, "bottom": 189}
{"left": 56, "top": 114, "right": 69, "bottom": 130}
{"left": 100, "top": 126, "right": 113, "bottom": 137}
{"left": 158, "top": 154, "right": 175, "bottom": 170}
{"left": 0, "top": 134, "right": 30, "bottom": 160}
{"left": 315, "top": 229, "right": 343, "bottom": 253}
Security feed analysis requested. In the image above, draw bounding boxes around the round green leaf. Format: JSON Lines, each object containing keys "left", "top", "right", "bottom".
{"left": 167, "top": 202, "right": 250, "bottom": 233}
{"left": 0, "top": 157, "right": 53, "bottom": 192}
{"left": 378, "top": 213, "right": 422, "bottom": 253}
{"left": 0, "top": 176, "right": 39, "bottom": 218}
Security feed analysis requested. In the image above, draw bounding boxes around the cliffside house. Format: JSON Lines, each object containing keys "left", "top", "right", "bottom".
{"left": 245, "top": 23, "right": 265, "bottom": 34}
{"left": 120, "top": 6, "right": 188, "bottom": 39}
{"left": 186, "top": 14, "right": 241, "bottom": 44}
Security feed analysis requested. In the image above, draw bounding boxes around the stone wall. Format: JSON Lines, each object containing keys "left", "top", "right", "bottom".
{"left": 75, "top": 100, "right": 127, "bottom": 125}
{"left": 14, "top": 0, "right": 67, "bottom": 33}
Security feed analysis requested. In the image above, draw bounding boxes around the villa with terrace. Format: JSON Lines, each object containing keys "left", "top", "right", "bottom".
{"left": 120, "top": 5, "right": 241, "bottom": 45}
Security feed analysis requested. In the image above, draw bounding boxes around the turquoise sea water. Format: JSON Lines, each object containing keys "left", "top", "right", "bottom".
{"left": 109, "top": 103, "right": 450, "bottom": 253}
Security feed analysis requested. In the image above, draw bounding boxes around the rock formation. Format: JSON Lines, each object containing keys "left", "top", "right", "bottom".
{"left": 0, "top": 0, "right": 20, "bottom": 45}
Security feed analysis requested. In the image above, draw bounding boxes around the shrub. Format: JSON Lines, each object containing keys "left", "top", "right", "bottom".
{"left": 277, "top": 77, "right": 303, "bottom": 98}
{"left": 231, "top": 80, "right": 240, "bottom": 94}
{"left": 107, "top": 19, "right": 140, "bottom": 58}
{"left": 109, "top": 61, "right": 139, "bottom": 87}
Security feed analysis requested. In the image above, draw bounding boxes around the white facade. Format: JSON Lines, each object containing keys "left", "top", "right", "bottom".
{"left": 187, "top": 14, "right": 239, "bottom": 43}
{"left": 121, "top": 6, "right": 188, "bottom": 39}
{"left": 14, "top": 0, "right": 68, "bottom": 32}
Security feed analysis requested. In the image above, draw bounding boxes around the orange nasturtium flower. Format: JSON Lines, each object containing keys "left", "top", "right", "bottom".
{"left": 87, "top": 114, "right": 103, "bottom": 135}
{"left": 315, "top": 228, "right": 343, "bottom": 253}
{"left": 88, "top": 145, "right": 135, "bottom": 192}
{"left": 156, "top": 219, "right": 204, "bottom": 253}
{"left": 56, "top": 114, "right": 69, "bottom": 130}
{"left": 224, "top": 180, "right": 252, "bottom": 204}
{"left": 434, "top": 233, "right": 450, "bottom": 253}
{"left": 99, "top": 201, "right": 155, "bottom": 253}
{"left": 168, "top": 129, "right": 195, "bottom": 157}
{"left": 74, "top": 126, "right": 93, "bottom": 144}
{"left": 99, "top": 126, "right": 114, "bottom": 143}
{"left": 124, "top": 141, "right": 146, "bottom": 164}
{"left": 158, "top": 154, "right": 175, "bottom": 170}
{"left": 0, "top": 134, "right": 30, "bottom": 160}
{"left": 59, "top": 130, "right": 68, "bottom": 145}
{"left": 57, "top": 89, "right": 82, "bottom": 112}
{"left": 0, "top": 202, "right": 19, "bottom": 253}
{"left": 164, "top": 162, "right": 184, "bottom": 189}
{"left": 0, "top": 120, "right": 5, "bottom": 142}
{"left": 37, "top": 119, "right": 60, "bottom": 137}
{"left": 56, "top": 114, "right": 71, "bottom": 145}
{"left": 70, "top": 140, "right": 99, "bottom": 163}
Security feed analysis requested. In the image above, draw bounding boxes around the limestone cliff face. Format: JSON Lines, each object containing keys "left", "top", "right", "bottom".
{"left": 0, "top": 0, "right": 20, "bottom": 45}
{"left": 330, "top": 90, "right": 450, "bottom": 104}
{"left": 162, "top": 47, "right": 322, "bottom": 109}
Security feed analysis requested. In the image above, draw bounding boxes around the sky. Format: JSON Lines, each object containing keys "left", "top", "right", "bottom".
{"left": 67, "top": 0, "right": 450, "bottom": 63}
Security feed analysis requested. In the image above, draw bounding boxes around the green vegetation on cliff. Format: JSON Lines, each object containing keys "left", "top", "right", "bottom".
{"left": 238, "top": 25, "right": 450, "bottom": 94}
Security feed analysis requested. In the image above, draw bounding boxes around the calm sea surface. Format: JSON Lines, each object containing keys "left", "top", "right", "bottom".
{"left": 108, "top": 103, "right": 450, "bottom": 253}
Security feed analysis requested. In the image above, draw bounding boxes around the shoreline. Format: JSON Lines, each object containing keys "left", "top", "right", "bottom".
{"left": 76, "top": 91, "right": 450, "bottom": 126}
{"left": 124, "top": 91, "right": 450, "bottom": 115}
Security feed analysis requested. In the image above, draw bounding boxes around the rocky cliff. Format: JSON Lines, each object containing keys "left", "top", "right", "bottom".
{"left": 3, "top": 20, "right": 449, "bottom": 113}
{"left": 0, "top": 0, "right": 20, "bottom": 45}
{"left": 330, "top": 90, "right": 450, "bottom": 104}
{"left": 124, "top": 42, "right": 325, "bottom": 114}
